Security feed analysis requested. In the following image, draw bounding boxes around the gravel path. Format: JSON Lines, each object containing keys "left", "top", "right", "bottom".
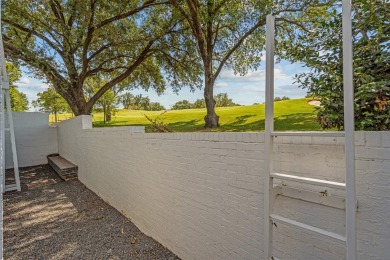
{"left": 4, "top": 165, "right": 180, "bottom": 260}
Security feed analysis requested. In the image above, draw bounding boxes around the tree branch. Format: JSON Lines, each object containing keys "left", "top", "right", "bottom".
{"left": 214, "top": 17, "right": 266, "bottom": 80}
{"left": 85, "top": 40, "right": 156, "bottom": 110}
{"left": 2, "top": 18, "right": 64, "bottom": 57}
{"left": 96, "top": 1, "right": 167, "bottom": 29}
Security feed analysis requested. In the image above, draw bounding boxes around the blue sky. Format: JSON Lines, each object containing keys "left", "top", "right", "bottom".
{"left": 15, "top": 59, "right": 308, "bottom": 111}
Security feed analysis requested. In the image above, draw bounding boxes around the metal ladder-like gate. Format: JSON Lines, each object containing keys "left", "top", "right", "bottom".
{"left": 0, "top": 4, "right": 21, "bottom": 259}
{"left": 264, "top": 1, "right": 356, "bottom": 259}
{"left": 0, "top": 6, "right": 20, "bottom": 194}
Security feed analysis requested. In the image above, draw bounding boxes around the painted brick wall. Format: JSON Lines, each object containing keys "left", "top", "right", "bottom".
{"left": 57, "top": 115, "right": 390, "bottom": 260}
{"left": 5, "top": 112, "right": 58, "bottom": 168}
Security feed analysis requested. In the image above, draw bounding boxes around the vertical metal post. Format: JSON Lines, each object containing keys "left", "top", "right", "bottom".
{"left": 5, "top": 91, "right": 20, "bottom": 191}
{"left": 264, "top": 14, "right": 275, "bottom": 260}
{"left": 0, "top": 88, "right": 3, "bottom": 193}
{"left": 0, "top": 2, "right": 4, "bottom": 194}
{"left": 0, "top": 2, "right": 20, "bottom": 193}
{"left": 0, "top": 3, "right": 4, "bottom": 258}
{"left": 342, "top": 1, "right": 356, "bottom": 259}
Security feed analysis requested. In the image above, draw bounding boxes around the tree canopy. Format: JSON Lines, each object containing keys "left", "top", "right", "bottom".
{"left": 32, "top": 88, "right": 70, "bottom": 122}
{"left": 285, "top": 0, "right": 390, "bottom": 130}
{"left": 171, "top": 93, "right": 239, "bottom": 110}
{"left": 6, "top": 62, "right": 29, "bottom": 111}
{"left": 119, "top": 93, "right": 165, "bottom": 111}
{"left": 169, "top": 0, "right": 328, "bottom": 127}
{"left": 3, "top": 0, "right": 200, "bottom": 115}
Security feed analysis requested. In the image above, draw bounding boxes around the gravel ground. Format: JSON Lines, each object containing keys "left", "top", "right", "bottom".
{"left": 4, "top": 165, "right": 180, "bottom": 260}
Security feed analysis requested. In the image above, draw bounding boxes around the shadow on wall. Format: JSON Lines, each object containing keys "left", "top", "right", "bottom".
{"left": 3, "top": 165, "right": 179, "bottom": 260}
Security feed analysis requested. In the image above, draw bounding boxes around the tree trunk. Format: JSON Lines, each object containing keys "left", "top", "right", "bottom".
{"left": 105, "top": 113, "right": 111, "bottom": 122}
{"left": 204, "top": 73, "right": 219, "bottom": 128}
{"left": 62, "top": 85, "right": 89, "bottom": 116}
{"left": 54, "top": 112, "right": 58, "bottom": 123}
{"left": 103, "top": 106, "right": 106, "bottom": 124}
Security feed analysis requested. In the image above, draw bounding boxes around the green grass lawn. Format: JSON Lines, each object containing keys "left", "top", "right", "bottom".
{"left": 51, "top": 98, "right": 322, "bottom": 132}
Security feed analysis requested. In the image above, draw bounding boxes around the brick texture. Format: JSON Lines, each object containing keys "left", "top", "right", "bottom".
{"left": 5, "top": 112, "right": 58, "bottom": 168}
{"left": 55, "top": 116, "right": 389, "bottom": 260}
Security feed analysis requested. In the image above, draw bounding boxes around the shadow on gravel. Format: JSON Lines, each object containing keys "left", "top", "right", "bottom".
{"left": 4, "top": 165, "right": 180, "bottom": 260}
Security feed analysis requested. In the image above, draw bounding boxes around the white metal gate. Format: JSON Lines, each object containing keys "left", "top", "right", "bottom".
{"left": 264, "top": 1, "right": 356, "bottom": 259}
{"left": 0, "top": 3, "right": 22, "bottom": 259}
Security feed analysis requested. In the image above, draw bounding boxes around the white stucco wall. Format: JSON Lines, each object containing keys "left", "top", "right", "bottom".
{"left": 5, "top": 112, "right": 58, "bottom": 169}
{"left": 57, "top": 115, "right": 390, "bottom": 260}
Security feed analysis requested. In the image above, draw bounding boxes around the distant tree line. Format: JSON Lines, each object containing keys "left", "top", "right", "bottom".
{"left": 172, "top": 93, "right": 240, "bottom": 110}
{"left": 119, "top": 93, "right": 165, "bottom": 111}
{"left": 274, "top": 96, "right": 290, "bottom": 102}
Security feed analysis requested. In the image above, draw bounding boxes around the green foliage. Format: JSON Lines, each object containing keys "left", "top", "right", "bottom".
{"left": 85, "top": 77, "right": 118, "bottom": 123}
{"left": 214, "top": 93, "right": 240, "bottom": 107}
{"left": 9, "top": 86, "right": 29, "bottom": 112}
{"left": 171, "top": 100, "right": 193, "bottom": 110}
{"left": 170, "top": 0, "right": 329, "bottom": 127}
{"left": 274, "top": 96, "right": 290, "bottom": 102}
{"left": 119, "top": 93, "right": 134, "bottom": 110}
{"left": 6, "top": 62, "right": 29, "bottom": 111}
{"left": 86, "top": 98, "right": 321, "bottom": 132}
{"left": 144, "top": 111, "right": 171, "bottom": 133}
{"left": 32, "top": 88, "right": 70, "bottom": 122}
{"left": 6, "top": 62, "right": 21, "bottom": 84}
{"left": 172, "top": 93, "right": 239, "bottom": 110}
{"left": 148, "top": 102, "right": 165, "bottom": 111}
{"left": 3, "top": 0, "right": 201, "bottom": 115}
{"left": 193, "top": 99, "right": 206, "bottom": 109}
{"left": 119, "top": 93, "right": 165, "bottom": 111}
{"left": 286, "top": 0, "right": 389, "bottom": 130}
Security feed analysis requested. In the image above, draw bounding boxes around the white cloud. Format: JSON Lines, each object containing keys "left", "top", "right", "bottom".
{"left": 164, "top": 88, "right": 174, "bottom": 95}
{"left": 15, "top": 77, "right": 49, "bottom": 91}
{"left": 218, "top": 68, "right": 289, "bottom": 83}
{"left": 239, "top": 85, "right": 265, "bottom": 93}
{"left": 215, "top": 82, "right": 228, "bottom": 88}
{"left": 17, "top": 77, "right": 31, "bottom": 85}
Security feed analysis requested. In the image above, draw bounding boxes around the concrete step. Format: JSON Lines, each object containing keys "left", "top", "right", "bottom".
{"left": 47, "top": 154, "right": 78, "bottom": 181}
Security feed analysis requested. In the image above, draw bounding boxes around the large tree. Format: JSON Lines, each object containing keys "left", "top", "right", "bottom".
{"left": 32, "top": 88, "right": 70, "bottom": 122}
{"left": 3, "top": 0, "right": 200, "bottom": 115}
{"left": 6, "top": 62, "right": 29, "bottom": 111}
{"left": 84, "top": 77, "right": 118, "bottom": 123}
{"left": 284, "top": 0, "right": 390, "bottom": 130}
{"left": 169, "top": 0, "right": 324, "bottom": 127}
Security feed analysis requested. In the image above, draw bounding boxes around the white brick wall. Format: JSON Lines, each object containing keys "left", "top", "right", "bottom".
{"left": 57, "top": 116, "right": 390, "bottom": 260}
{"left": 5, "top": 112, "right": 58, "bottom": 168}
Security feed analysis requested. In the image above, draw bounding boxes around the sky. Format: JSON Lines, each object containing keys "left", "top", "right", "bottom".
{"left": 15, "top": 59, "right": 308, "bottom": 111}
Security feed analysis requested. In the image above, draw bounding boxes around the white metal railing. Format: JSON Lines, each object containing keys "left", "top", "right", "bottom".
{"left": 0, "top": 3, "right": 23, "bottom": 259}
{"left": 263, "top": 0, "right": 356, "bottom": 259}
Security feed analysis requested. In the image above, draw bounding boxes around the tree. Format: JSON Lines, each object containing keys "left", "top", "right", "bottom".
{"left": 6, "top": 62, "right": 29, "bottom": 111}
{"left": 274, "top": 96, "right": 290, "bottom": 102}
{"left": 214, "top": 93, "right": 239, "bottom": 107}
{"left": 169, "top": 0, "right": 322, "bottom": 128}
{"left": 171, "top": 100, "right": 193, "bottom": 110}
{"left": 119, "top": 93, "right": 135, "bottom": 110}
{"left": 32, "top": 88, "right": 70, "bottom": 122}
{"left": 84, "top": 77, "right": 118, "bottom": 123}
{"left": 148, "top": 102, "right": 166, "bottom": 111}
{"left": 193, "top": 98, "right": 206, "bottom": 109}
{"left": 119, "top": 93, "right": 164, "bottom": 110}
{"left": 96, "top": 90, "right": 117, "bottom": 123}
{"left": 9, "top": 87, "right": 29, "bottom": 112}
{"left": 287, "top": 0, "right": 390, "bottom": 130}
{"left": 3, "top": 1, "right": 201, "bottom": 115}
